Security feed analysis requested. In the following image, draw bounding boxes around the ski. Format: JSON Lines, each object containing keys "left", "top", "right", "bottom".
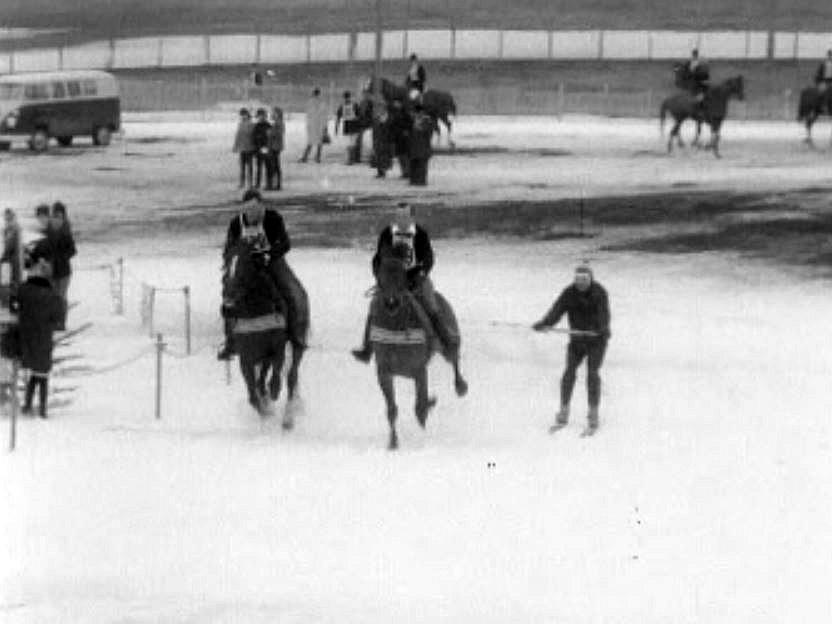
{"left": 53, "top": 353, "right": 84, "bottom": 365}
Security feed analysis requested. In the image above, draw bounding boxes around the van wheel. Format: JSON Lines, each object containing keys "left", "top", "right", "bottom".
{"left": 30, "top": 129, "right": 49, "bottom": 152}
{"left": 57, "top": 136, "right": 73, "bottom": 147}
{"left": 93, "top": 126, "right": 111, "bottom": 146}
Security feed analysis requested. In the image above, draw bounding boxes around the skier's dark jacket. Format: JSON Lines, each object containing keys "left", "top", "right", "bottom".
{"left": 538, "top": 282, "right": 611, "bottom": 339}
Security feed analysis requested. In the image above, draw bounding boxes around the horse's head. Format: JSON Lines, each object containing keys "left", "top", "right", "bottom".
{"left": 223, "top": 233, "right": 270, "bottom": 308}
{"left": 374, "top": 241, "right": 412, "bottom": 313}
{"left": 728, "top": 75, "right": 745, "bottom": 101}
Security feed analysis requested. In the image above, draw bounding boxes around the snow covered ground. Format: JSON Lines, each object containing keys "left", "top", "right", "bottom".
{"left": 1, "top": 114, "right": 831, "bottom": 622}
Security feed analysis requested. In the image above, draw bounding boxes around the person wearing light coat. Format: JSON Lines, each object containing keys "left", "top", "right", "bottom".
{"left": 300, "top": 88, "right": 329, "bottom": 163}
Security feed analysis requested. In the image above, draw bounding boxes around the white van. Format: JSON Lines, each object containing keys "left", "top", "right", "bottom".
{"left": 0, "top": 69, "right": 121, "bottom": 151}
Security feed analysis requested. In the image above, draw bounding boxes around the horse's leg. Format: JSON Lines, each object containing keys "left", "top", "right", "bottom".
{"left": 668, "top": 120, "right": 681, "bottom": 153}
{"left": 287, "top": 343, "right": 305, "bottom": 401}
{"left": 443, "top": 115, "right": 455, "bottom": 150}
{"left": 239, "top": 355, "right": 260, "bottom": 412}
{"left": 414, "top": 367, "right": 437, "bottom": 429}
{"left": 692, "top": 119, "right": 702, "bottom": 148}
{"left": 711, "top": 120, "right": 723, "bottom": 158}
{"left": 377, "top": 369, "right": 398, "bottom": 450}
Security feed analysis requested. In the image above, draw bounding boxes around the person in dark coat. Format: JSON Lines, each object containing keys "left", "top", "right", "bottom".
{"left": 267, "top": 107, "right": 285, "bottom": 190}
{"left": 352, "top": 211, "right": 458, "bottom": 362}
{"left": 389, "top": 100, "right": 412, "bottom": 178}
{"left": 49, "top": 202, "right": 76, "bottom": 330}
{"left": 251, "top": 108, "right": 272, "bottom": 190}
{"left": 1, "top": 208, "right": 22, "bottom": 293}
{"left": 814, "top": 49, "right": 832, "bottom": 91}
{"left": 408, "top": 102, "right": 434, "bottom": 186}
{"left": 532, "top": 264, "right": 611, "bottom": 433}
{"left": 218, "top": 190, "right": 294, "bottom": 360}
{"left": 335, "top": 91, "right": 361, "bottom": 165}
{"left": 371, "top": 100, "right": 393, "bottom": 178}
{"left": 232, "top": 108, "right": 255, "bottom": 189}
{"left": 16, "top": 257, "right": 63, "bottom": 418}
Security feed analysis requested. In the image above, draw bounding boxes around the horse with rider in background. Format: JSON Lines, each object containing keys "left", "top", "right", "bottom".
{"left": 660, "top": 75, "right": 744, "bottom": 158}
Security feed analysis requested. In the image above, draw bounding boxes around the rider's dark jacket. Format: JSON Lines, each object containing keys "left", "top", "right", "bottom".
{"left": 224, "top": 210, "right": 290, "bottom": 262}
{"left": 371, "top": 224, "right": 434, "bottom": 283}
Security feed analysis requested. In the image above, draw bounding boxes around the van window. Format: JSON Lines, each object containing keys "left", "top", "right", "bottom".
{"left": 52, "top": 82, "right": 66, "bottom": 99}
{"left": 0, "top": 84, "right": 23, "bottom": 100}
{"left": 24, "top": 83, "right": 50, "bottom": 100}
{"left": 81, "top": 80, "right": 98, "bottom": 96}
{"left": 67, "top": 81, "right": 81, "bottom": 97}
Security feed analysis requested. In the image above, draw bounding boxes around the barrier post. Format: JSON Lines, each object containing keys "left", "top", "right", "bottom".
{"left": 155, "top": 333, "right": 164, "bottom": 419}
{"left": 149, "top": 287, "right": 156, "bottom": 338}
{"left": 183, "top": 286, "right": 191, "bottom": 356}
{"left": 558, "top": 82, "right": 565, "bottom": 120}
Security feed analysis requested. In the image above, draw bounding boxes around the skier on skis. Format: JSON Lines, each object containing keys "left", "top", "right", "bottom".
{"left": 532, "top": 264, "right": 611, "bottom": 434}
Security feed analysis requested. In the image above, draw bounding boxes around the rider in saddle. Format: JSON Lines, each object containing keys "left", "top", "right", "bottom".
{"left": 218, "top": 189, "right": 292, "bottom": 360}
{"left": 351, "top": 204, "right": 459, "bottom": 362}
{"left": 681, "top": 48, "right": 710, "bottom": 112}
{"left": 404, "top": 53, "right": 426, "bottom": 97}
{"left": 814, "top": 50, "right": 832, "bottom": 93}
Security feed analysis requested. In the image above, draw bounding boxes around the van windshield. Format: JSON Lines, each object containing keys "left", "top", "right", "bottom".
{"left": 0, "top": 84, "right": 23, "bottom": 100}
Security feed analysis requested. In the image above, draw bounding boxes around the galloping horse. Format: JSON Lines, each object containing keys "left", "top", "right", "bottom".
{"left": 369, "top": 243, "right": 467, "bottom": 450}
{"left": 224, "top": 236, "right": 306, "bottom": 427}
{"left": 660, "top": 75, "right": 744, "bottom": 158}
{"left": 365, "top": 77, "right": 458, "bottom": 148}
{"left": 797, "top": 85, "right": 832, "bottom": 146}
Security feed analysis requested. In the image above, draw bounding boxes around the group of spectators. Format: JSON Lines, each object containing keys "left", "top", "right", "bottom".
{"left": 1, "top": 202, "right": 77, "bottom": 418}
{"left": 232, "top": 106, "right": 285, "bottom": 191}
{"left": 233, "top": 54, "right": 435, "bottom": 187}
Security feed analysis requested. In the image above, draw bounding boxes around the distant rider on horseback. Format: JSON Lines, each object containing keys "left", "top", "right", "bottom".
{"left": 682, "top": 49, "right": 710, "bottom": 96}
{"left": 814, "top": 49, "right": 832, "bottom": 91}
{"left": 352, "top": 204, "right": 459, "bottom": 362}
{"left": 218, "top": 189, "right": 293, "bottom": 360}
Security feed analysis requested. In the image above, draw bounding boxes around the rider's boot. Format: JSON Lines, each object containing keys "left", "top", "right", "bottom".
{"left": 429, "top": 311, "right": 459, "bottom": 355}
{"left": 217, "top": 318, "right": 236, "bottom": 360}
{"left": 351, "top": 316, "right": 372, "bottom": 363}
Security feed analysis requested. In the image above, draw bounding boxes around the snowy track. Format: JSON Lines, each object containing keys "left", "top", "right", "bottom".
{"left": 1, "top": 114, "right": 831, "bottom": 622}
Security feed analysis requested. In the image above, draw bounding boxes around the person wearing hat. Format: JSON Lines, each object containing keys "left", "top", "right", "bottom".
{"left": 408, "top": 102, "right": 435, "bottom": 186}
{"left": 267, "top": 107, "right": 285, "bottom": 191}
{"left": 232, "top": 108, "right": 255, "bottom": 189}
{"left": 15, "top": 256, "right": 63, "bottom": 418}
{"left": 371, "top": 99, "right": 393, "bottom": 178}
{"left": 352, "top": 206, "right": 458, "bottom": 362}
{"left": 251, "top": 108, "right": 272, "bottom": 190}
{"left": 0, "top": 208, "right": 22, "bottom": 293}
{"left": 218, "top": 190, "right": 298, "bottom": 360}
{"left": 404, "top": 53, "right": 426, "bottom": 95}
{"left": 532, "top": 264, "right": 611, "bottom": 434}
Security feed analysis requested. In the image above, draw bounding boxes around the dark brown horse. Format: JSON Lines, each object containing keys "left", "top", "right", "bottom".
{"left": 369, "top": 245, "right": 467, "bottom": 450}
{"left": 797, "top": 85, "right": 832, "bottom": 147}
{"left": 365, "top": 77, "right": 457, "bottom": 148}
{"left": 660, "top": 75, "right": 745, "bottom": 158}
{"left": 224, "top": 236, "right": 307, "bottom": 428}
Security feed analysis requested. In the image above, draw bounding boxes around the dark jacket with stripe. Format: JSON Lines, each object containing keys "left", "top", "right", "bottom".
{"left": 17, "top": 276, "right": 63, "bottom": 373}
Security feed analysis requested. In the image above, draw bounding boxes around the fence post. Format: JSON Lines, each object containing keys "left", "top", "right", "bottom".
{"left": 183, "top": 286, "right": 191, "bottom": 356}
{"left": 149, "top": 287, "right": 156, "bottom": 338}
{"left": 558, "top": 82, "right": 565, "bottom": 120}
{"left": 155, "top": 333, "right": 164, "bottom": 419}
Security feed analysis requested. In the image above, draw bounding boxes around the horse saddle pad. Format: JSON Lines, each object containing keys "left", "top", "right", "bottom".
{"left": 369, "top": 325, "right": 427, "bottom": 345}
{"left": 233, "top": 312, "right": 285, "bottom": 334}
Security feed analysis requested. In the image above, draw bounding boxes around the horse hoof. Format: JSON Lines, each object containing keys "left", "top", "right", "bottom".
{"left": 388, "top": 437, "right": 399, "bottom": 451}
{"left": 454, "top": 379, "right": 468, "bottom": 397}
